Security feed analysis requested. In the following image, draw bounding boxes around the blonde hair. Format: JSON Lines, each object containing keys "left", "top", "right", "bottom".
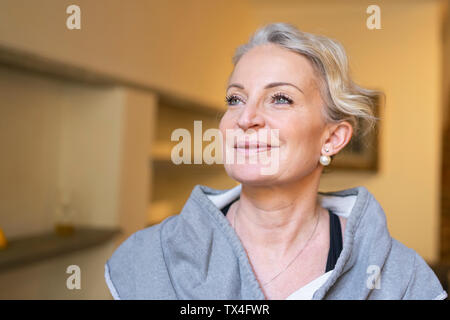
{"left": 232, "top": 22, "right": 381, "bottom": 139}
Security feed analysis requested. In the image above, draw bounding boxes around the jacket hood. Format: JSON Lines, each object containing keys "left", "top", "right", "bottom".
{"left": 105, "top": 184, "right": 446, "bottom": 300}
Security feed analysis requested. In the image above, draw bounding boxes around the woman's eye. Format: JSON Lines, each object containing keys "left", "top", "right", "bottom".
{"left": 225, "top": 95, "right": 242, "bottom": 106}
{"left": 272, "top": 94, "right": 293, "bottom": 105}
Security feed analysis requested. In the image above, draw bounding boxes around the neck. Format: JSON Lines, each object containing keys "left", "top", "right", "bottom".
{"left": 233, "top": 170, "right": 324, "bottom": 259}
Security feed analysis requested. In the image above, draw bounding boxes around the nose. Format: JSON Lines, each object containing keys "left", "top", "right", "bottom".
{"left": 236, "top": 100, "right": 265, "bottom": 131}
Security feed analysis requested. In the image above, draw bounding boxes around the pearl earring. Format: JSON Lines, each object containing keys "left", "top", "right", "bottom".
{"left": 320, "top": 147, "right": 331, "bottom": 166}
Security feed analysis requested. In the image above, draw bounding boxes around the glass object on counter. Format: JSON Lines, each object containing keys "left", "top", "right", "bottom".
{"left": 0, "top": 227, "right": 7, "bottom": 250}
{"left": 54, "top": 189, "right": 76, "bottom": 236}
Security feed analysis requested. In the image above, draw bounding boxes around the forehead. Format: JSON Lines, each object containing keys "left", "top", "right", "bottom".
{"left": 229, "top": 43, "right": 316, "bottom": 89}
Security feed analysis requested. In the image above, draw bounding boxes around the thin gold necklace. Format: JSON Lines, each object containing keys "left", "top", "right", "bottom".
{"left": 233, "top": 201, "right": 321, "bottom": 287}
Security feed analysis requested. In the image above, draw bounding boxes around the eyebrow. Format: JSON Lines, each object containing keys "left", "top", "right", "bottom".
{"left": 226, "top": 82, "right": 304, "bottom": 94}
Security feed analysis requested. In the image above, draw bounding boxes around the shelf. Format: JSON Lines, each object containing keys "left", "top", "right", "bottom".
{"left": 151, "top": 142, "right": 174, "bottom": 161}
{"left": 0, "top": 43, "right": 226, "bottom": 114}
{"left": 0, "top": 227, "right": 121, "bottom": 273}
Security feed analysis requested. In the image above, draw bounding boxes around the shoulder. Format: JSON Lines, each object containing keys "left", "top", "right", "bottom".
{"left": 104, "top": 216, "right": 178, "bottom": 299}
{"left": 383, "top": 239, "right": 447, "bottom": 300}
{"left": 108, "top": 221, "right": 165, "bottom": 267}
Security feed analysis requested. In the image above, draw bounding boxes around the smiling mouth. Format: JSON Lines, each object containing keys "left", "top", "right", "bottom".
{"left": 233, "top": 142, "right": 280, "bottom": 153}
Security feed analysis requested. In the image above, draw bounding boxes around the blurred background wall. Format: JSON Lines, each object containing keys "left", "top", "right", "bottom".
{"left": 0, "top": 0, "right": 448, "bottom": 299}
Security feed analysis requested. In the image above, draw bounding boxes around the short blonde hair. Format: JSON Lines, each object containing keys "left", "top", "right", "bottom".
{"left": 232, "top": 22, "right": 381, "bottom": 140}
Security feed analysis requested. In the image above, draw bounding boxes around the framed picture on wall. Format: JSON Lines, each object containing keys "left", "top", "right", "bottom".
{"left": 329, "top": 93, "right": 382, "bottom": 172}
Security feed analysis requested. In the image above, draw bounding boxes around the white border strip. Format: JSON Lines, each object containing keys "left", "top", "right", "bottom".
{"left": 207, "top": 184, "right": 242, "bottom": 209}
{"left": 317, "top": 194, "right": 357, "bottom": 218}
{"left": 104, "top": 263, "right": 121, "bottom": 300}
{"left": 433, "top": 291, "right": 448, "bottom": 300}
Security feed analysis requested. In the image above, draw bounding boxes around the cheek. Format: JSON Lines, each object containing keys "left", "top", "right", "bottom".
{"left": 219, "top": 114, "right": 236, "bottom": 150}
{"left": 218, "top": 117, "right": 228, "bottom": 136}
{"left": 280, "top": 116, "right": 323, "bottom": 155}
{"left": 219, "top": 111, "right": 234, "bottom": 131}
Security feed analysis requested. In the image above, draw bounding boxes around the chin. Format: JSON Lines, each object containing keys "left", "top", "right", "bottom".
{"left": 224, "top": 163, "right": 279, "bottom": 185}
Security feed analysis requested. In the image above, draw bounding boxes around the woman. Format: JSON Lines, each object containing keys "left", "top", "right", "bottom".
{"left": 105, "top": 23, "right": 447, "bottom": 300}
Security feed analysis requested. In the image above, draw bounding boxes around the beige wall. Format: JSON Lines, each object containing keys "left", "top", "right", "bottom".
{"left": 117, "top": 88, "right": 157, "bottom": 241}
{"left": 0, "top": 0, "right": 258, "bottom": 108}
{"left": 0, "top": 67, "right": 61, "bottom": 238}
{"left": 444, "top": 0, "right": 450, "bottom": 130}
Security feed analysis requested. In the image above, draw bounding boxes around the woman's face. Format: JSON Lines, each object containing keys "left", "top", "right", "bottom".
{"left": 219, "top": 43, "right": 331, "bottom": 185}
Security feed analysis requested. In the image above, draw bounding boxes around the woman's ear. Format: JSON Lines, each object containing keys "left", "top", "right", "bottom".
{"left": 322, "top": 121, "right": 353, "bottom": 155}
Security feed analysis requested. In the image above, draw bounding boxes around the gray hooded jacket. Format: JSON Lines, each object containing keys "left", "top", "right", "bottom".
{"left": 104, "top": 184, "right": 447, "bottom": 300}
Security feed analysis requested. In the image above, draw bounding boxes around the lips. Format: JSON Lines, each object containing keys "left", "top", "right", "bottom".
{"left": 234, "top": 141, "right": 271, "bottom": 149}
{"left": 233, "top": 141, "right": 280, "bottom": 156}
